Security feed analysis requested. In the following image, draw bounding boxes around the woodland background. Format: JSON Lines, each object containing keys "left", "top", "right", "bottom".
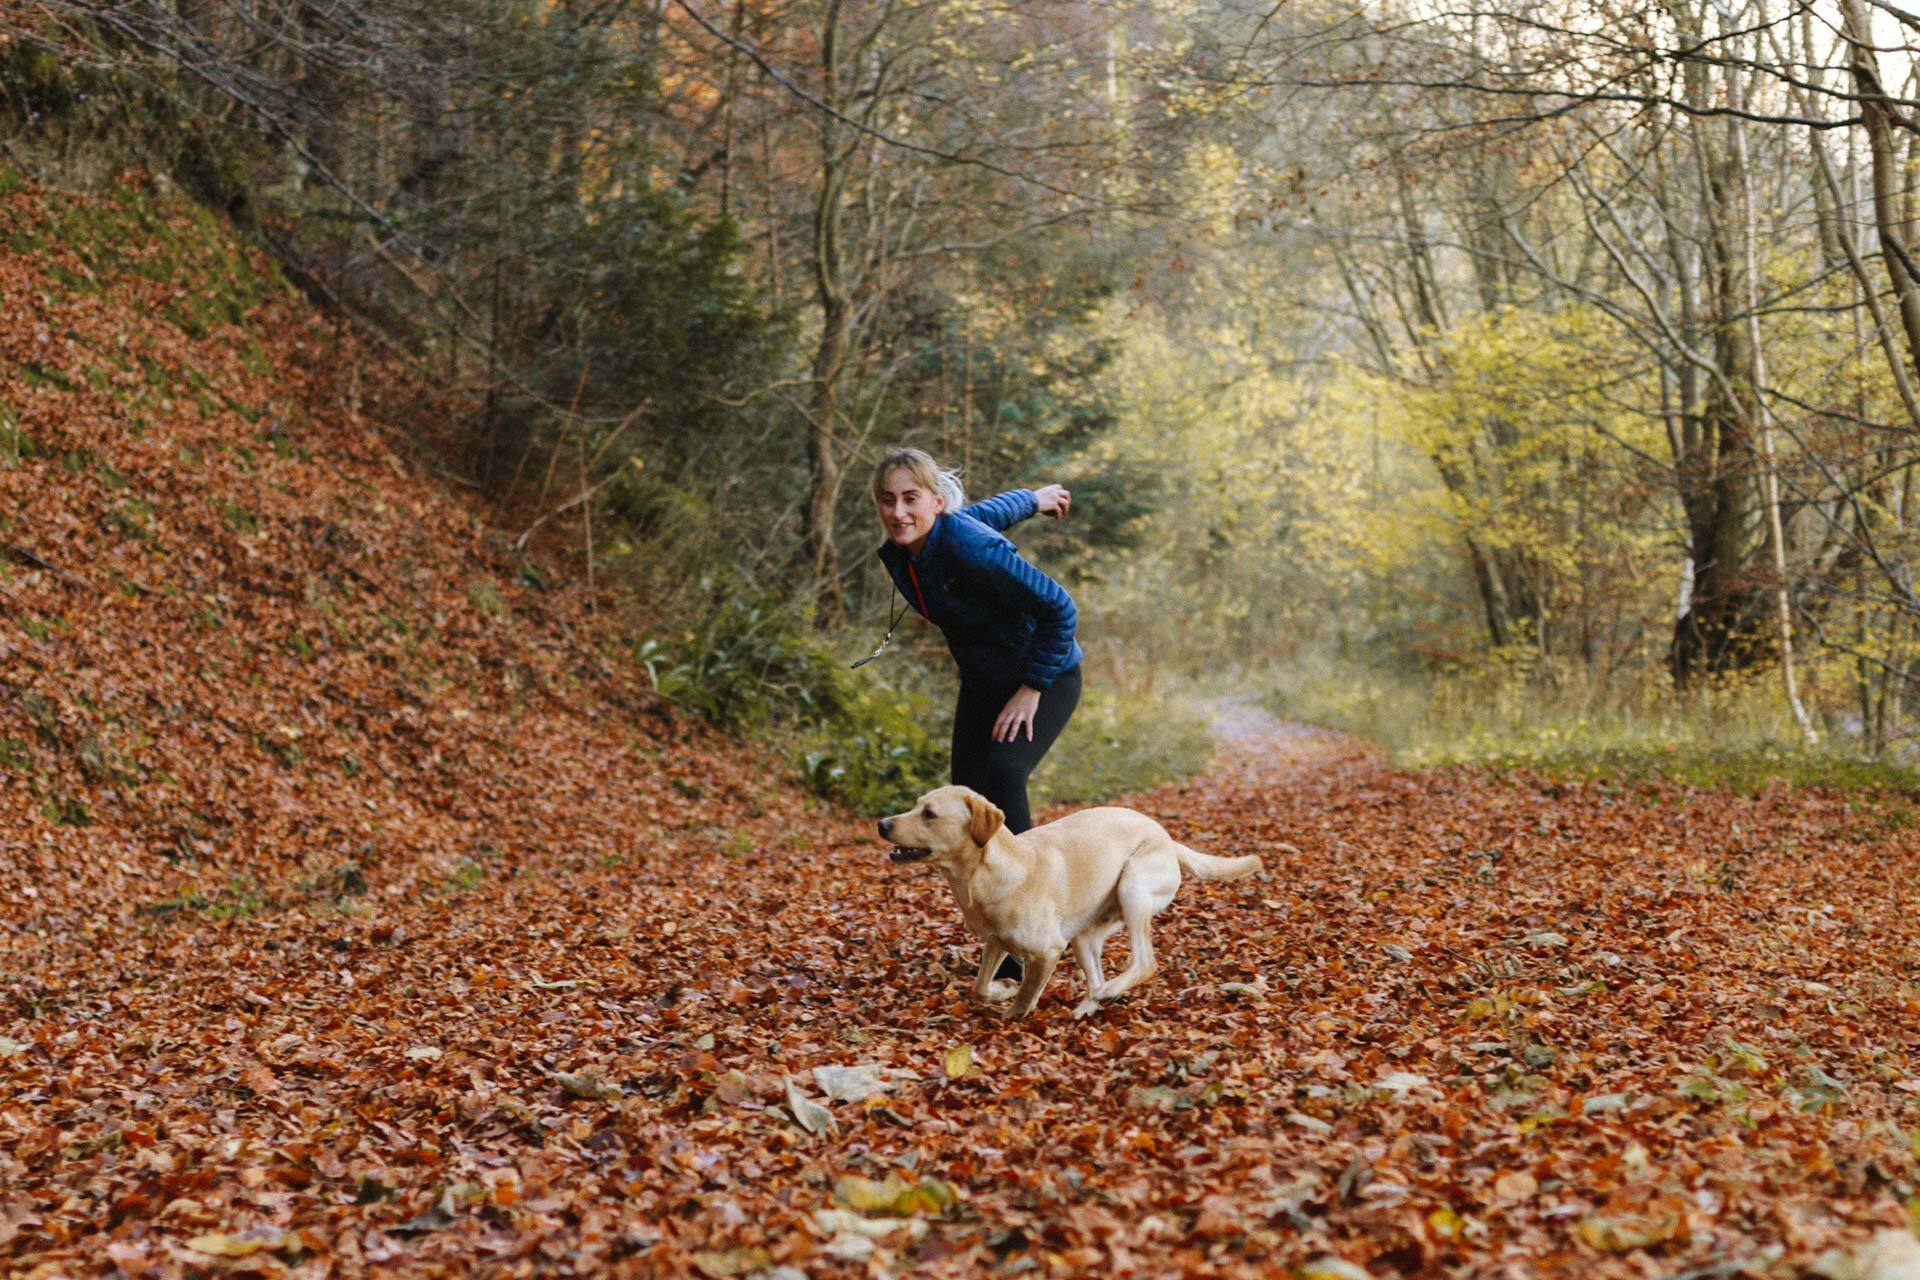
{"left": 15, "top": 5, "right": 1920, "bottom": 1278}
{"left": 16, "top": 0, "right": 1920, "bottom": 781}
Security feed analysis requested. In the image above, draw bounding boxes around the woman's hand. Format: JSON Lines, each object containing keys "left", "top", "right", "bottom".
{"left": 994, "top": 686, "right": 1044, "bottom": 742}
{"left": 1033, "top": 484, "right": 1071, "bottom": 519}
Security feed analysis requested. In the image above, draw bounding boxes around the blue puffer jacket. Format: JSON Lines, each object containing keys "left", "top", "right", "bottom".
{"left": 876, "top": 489, "right": 1083, "bottom": 691}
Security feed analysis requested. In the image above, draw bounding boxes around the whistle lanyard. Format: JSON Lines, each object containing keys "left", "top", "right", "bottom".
{"left": 851, "top": 561, "right": 931, "bottom": 669}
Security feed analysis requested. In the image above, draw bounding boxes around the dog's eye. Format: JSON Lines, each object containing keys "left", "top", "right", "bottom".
{"left": 922, "top": 806, "right": 934, "bottom": 819}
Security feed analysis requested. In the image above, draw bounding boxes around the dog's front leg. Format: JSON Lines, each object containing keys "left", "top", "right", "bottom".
{"left": 973, "top": 942, "right": 1017, "bottom": 1002}
{"left": 1006, "top": 952, "right": 1060, "bottom": 1020}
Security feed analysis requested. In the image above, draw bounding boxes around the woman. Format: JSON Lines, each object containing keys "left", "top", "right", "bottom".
{"left": 872, "top": 447, "right": 1081, "bottom": 837}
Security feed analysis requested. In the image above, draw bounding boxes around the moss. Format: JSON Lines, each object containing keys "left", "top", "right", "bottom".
{"left": 20, "top": 363, "right": 74, "bottom": 392}
{"left": 213, "top": 496, "right": 258, "bottom": 534}
{"left": 0, "top": 404, "right": 35, "bottom": 467}
{"left": 23, "top": 181, "right": 274, "bottom": 340}
{"left": 45, "top": 262, "right": 89, "bottom": 293}
{"left": 466, "top": 577, "right": 506, "bottom": 617}
{"left": 10, "top": 44, "right": 74, "bottom": 114}
{"left": 143, "top": 877, "right": 270, "bottom": 920}
{"left": 111, "top": 498, "right": 154, "bottom": 542}
{"left": 41, "top": 794, "right": 91, "bottom": 827}
{"left": 240, "top": 339, "right": 273, "bottom": 376}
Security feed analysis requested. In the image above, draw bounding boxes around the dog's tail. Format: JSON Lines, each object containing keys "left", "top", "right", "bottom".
{"left": 1175, "top": 844, "right": 1263, "bottom": 882}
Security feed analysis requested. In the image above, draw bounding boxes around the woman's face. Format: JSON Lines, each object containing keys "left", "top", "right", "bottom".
{"left": 877, "top": 467, "right": 945, "bottom": 551}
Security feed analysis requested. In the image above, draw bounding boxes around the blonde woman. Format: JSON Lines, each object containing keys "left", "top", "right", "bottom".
{"left": 872, "top": 447, "right": 1080, "bottom": 836}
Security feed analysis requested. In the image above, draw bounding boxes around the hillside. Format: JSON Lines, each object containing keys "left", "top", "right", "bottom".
{"left": 0, "top": 169, "right": 800, "bottom": 931}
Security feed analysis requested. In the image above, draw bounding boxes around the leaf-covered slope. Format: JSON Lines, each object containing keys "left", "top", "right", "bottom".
{"left": 0, "top": 169, "right": 762, "bottom": 929}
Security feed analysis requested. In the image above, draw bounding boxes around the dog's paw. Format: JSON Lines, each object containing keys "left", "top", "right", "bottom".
{"left": 982, "top": 980, "right": 1020, "bottom": 1002}
{"left": 1072, "top": 998, "right": 1102, "bottom": 1019}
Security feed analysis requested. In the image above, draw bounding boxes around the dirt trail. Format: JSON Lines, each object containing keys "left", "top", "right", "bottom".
{"left": 1187, "top": 697, "right": 1383, "bottom": 792}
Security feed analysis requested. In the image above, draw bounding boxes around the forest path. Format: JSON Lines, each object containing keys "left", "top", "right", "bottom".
{"left": 10, "top": 701, "right": 1920, "bottom": 1278}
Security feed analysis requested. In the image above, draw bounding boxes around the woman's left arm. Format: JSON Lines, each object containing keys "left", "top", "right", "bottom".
{"left": 976, "top": 539, "right": 1078, "bottom": 694}
{"left": 961, "top": 484, "right": 1070, "bottom": 531}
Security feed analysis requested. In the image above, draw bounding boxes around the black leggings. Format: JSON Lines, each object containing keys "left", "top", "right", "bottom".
{"left": 950, "top": 666, "right": 1082, "bottom": 833}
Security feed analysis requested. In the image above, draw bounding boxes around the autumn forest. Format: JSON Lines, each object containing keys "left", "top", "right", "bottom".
{"left": 8, "top": 1, "right": 1920, "bottom": 1276}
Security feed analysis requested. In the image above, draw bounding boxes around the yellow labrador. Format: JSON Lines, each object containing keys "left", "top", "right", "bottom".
{"left": 877, "top": 784, "right": 1262, "bottom": 1019}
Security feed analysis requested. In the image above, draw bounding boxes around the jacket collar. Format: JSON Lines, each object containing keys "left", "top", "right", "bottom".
{"left": 880, "top": 511, "right": 952, "bottom": 566}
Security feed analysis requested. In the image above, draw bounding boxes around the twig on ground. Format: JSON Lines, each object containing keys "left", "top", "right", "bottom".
{"left": 0, "top": 542, "right": 90, "bottom": 591}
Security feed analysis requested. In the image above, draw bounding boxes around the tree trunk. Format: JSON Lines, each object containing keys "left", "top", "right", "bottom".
{"left": 1667, "top": 38, "right": 1764, "bottom": 686}
{"left": 801, "top": 0, "right": 851, "bottom": 626}
{"left": 1843, "top": 0, "right": 1920, "bottom": 387}
{"left": 1727, "top": 34, "right": 1816, "bottom": 741}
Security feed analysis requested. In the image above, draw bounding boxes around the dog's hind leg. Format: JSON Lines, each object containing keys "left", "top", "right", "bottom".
{"left": 973, "top": 941, "right": 1017, "bottom": 1002}
{"left": 1007, "top": 951, "right": 1060, "bottom": 1020}
{"left": 1091, "top": 854, "right": 1180, "bottom": 1003}
{"left": 1070, "top": 920, "right": 1122, "bottom": 1018}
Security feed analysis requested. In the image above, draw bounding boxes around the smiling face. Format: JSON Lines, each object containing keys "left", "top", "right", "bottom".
{"left": 876, "top": 466, "right": 945, "bottom": 554}
{"left": 876, "top": 785, "right": 1005, "bottom": 865}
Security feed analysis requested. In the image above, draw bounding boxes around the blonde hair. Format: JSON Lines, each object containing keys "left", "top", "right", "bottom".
{"left": 872, "top": 446, "right": 965, "bottom": 512}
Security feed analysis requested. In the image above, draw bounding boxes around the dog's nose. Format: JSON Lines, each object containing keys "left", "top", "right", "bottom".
{"left": 877, "top": 817, "right": 893, "bottom": 837}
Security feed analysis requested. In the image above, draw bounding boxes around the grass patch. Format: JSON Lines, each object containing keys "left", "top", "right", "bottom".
{"left": 1032, "top": 685, "right": 1212, "bottom": 806}
{"left": 466, "top": 576, "right": 505, "bottom": 617}
{"left": 144, "top": 876, "right": 270, "bottom": 920}
{"left": 1475, "top": 744, "right": 1920, "bottom": 797}
{"left": 1261, "top": 648, "right": 1920, "bottom": 795}
{"left": 296, "top": 859, "right": 368, "bottom": 902}
{"left": 40, "top": 794, "right": 90, "bottom": 826}
{"left": 213, "top": 496, "right": 258, "bottom": 534}
{"left": 0, "top": 403, "right": 33, "bottom": 466}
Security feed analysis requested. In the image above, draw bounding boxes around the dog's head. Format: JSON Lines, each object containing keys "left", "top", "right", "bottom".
{"left": 876, "top": 785, "right": 1005, "bottom": 866}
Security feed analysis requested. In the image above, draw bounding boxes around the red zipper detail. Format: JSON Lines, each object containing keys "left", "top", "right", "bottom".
{"left": 906, "top": 561, "right": 932, "bottom": 619}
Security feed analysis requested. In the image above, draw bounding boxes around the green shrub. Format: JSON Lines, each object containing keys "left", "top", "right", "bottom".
{"left": 798, "top": 681, "right": 946, "bottom": 816}
{"left": 643, "top": 596, "right": 852, "bottom": 728}
{"left": 636, "top": 593, "right": 945, "bottom": 812}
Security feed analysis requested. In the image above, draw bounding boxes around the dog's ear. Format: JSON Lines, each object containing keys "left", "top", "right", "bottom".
{"left": 967, "top": 791, "right": 1005, "bottom": 847}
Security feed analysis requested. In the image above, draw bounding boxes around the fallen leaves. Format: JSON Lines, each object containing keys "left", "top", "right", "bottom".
{"left": 784, "top": 1076, "right": 837, "bottom": 1135}
{"left": 1574, "top": 1209, "right": 1686, "bottom": 1253}
{"left": 832, "top": 1172, "right": 957, "bottom": 1217}
{"left": 4, "top": 172, "right": 1920, "bottom": 1279}
{"left": 812, "top": 1062, "right": 915, "bottom": 1101}
{"left": 184, "top": 1228, "right": 285, "bottom": 1258}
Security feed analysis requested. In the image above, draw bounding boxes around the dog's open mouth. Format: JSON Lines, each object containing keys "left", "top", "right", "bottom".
{"left": 888, "top": 845, "right": 932, "bottom": 863}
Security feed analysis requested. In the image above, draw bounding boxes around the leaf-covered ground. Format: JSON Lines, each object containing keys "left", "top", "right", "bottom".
{"left": 6, "top": 173, "right": 1920, "bottom": 1279}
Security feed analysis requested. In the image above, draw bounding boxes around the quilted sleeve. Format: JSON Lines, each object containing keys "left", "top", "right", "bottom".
{"left": 970, "top": 535, "right": 1078, "bottom": 689}
{"left": 959, "top": 489, "right": 1038, "bottom": 532}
